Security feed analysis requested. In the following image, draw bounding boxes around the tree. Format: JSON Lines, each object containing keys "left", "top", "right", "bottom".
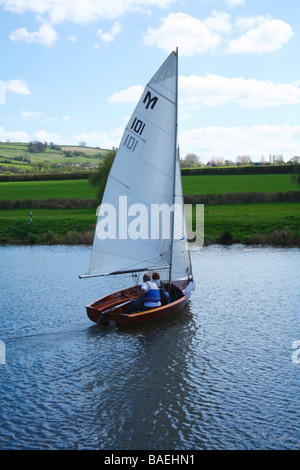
{"left": 236, "top": 155, "right": 251, "bottom": 165}
{"left": 210, "top": 156, "right": 225, "bottom": 166}
{"left": 291, "top": 161, "right": 300, "bottom": 188}
{"left": 224, "top": 159, "right": 234, "bottom": 166}
{"left": 270, "top": 154, "right": 284, "bottom": 165}
{"left": 260, "top": 155, "right": 266, "bottom": 165}
{"left": 41, "top": 162, "right": 51, "bottom": 172}
{"left": 89, "top": 150, "right": 116, "bottom": 203}
{"left": 28, "top": 141, "right": 46, "bottom": 153}
{"left": 181, "top": 153, "right": 200, "bottom": 168}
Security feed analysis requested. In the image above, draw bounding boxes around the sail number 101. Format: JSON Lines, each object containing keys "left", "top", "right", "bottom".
{"left": 123, "top": 117, "right": 146, "bottom": 153}
{"left": 124, "top": 134, "right": 138, "bottom": 152}
{"left": 131, "top": 118, "right": 145, "bottom": 136}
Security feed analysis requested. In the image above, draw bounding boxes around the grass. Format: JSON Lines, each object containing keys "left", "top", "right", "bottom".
{"left": 182, "top": 174, "right": 298, "bottom": 194}
{"left": 0, "top": 203, "right": 299, "bottom": 246}
{"left": 0, "top": 179, "right": 97, "bottom": 200}
{"left": 0, "top": 208, "right": 96, "bottom": 219}
{"left": 203, "top": 202, "right": 300, "bottom": 245}
{"left": 0, "top": 208, "right": 96, "bottom": 244}
{"left": 0, "top": 169, "right": 299, "bottom": 246}
{"left": 0, "top": 173, "right": 298, "bottom": 201}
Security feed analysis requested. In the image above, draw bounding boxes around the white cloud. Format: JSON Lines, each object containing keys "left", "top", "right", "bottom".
{"left": 143, "top": 12, "right": 222, "bottom": 56}
{"left": 179, "top": 124, "right": 300, "bottom": 161}
{"left": 34, "top": 129, "right": 61, "bottom": 142}
{"left": 97, "top": 22, "right": 123, "bottom": 42}
{"left": 227, "top": 19, "right": 294, "bottom": 53}
{"left": 0, "top": 126, "right": 30, "bottom": 142}
{"left": 21, "top": 110, "right": 42, "bottom": 118}
{"left": 42, "top": 115, "right": 72, "bottom": 122}
{"left": 108, "top": 85, "right": 144, "bottom": 103}
{"left": 5, "top": 79, "right": 31, "bottom": 94}
{"left": 204, "top": 10, "right": 232, "bottom": 33}
{"left": 225, "top": 0, "right": 245, "bottom": 7}
{"left": 179, "top": 74, "right": 300, "bottom": 108}
{"left": 74, "top": 129, "right": 123, "bottom": 148}
{"left": 67, "top": 35, "right": 77, "bottom": 42}
{"left": 9, "top": 23, "right": 58, "bottom": 46}
{"left": 235, "top": 15, "right": 270, "bottom": 30}
{"left": 1, "top": 0, "right": 176, "bottom": 24}
{"left": 108, "top": 74, "right": 300, "bottom": 108}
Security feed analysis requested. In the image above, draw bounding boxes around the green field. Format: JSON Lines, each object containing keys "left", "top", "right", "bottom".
{"left": 0, "top": 173, "right": 298, "bottom": 201}
{"left": 0, "top": 179, "right": 96, "bottom": 200}
{"left": 182, "top": 173, "right": 298, "bottom": 194}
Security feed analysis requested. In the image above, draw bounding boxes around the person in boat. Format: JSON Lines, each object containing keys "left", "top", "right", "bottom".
{"left": 126, "top": 273, "right": 161, "bottom": 314}
{"left": 152, "top": 272, "right": 170, "bottom": 305}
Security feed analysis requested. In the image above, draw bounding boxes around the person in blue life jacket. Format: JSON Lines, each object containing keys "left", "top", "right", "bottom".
{"left": 126, "top": 273, "right": 161, "bottom": 314}
{"left": 152, "top": 272, "right": 170, "bottom": 305}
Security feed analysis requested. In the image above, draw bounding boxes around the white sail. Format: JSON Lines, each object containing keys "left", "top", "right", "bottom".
{"left": 171, "top": 147, "right": 193, "bottom": 280}
{"left": 87, "top": 50, "right": 192, "bottom": 281}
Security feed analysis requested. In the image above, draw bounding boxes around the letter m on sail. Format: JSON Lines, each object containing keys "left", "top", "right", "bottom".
{"left": 143, "top": 91, "right": 158, "bottom": 110}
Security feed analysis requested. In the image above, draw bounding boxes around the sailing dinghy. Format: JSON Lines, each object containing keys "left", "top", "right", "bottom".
{"left": 80, "top": 49, "right": 195, "bottom": 327}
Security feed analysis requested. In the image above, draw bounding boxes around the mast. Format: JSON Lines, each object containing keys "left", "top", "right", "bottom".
{"left": 168, "top": 47, "right": 179, "bottom": 287}
{"left": 82, "top": 50, "right": 184, "bottom": 281}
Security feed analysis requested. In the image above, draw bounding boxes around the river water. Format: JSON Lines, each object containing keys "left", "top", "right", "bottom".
{"left": 0, "top": 244, "right": 299, "bottom": 450}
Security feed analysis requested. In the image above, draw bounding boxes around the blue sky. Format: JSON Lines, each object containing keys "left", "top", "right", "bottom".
{"left": 1, "top": 0, "right": 300, "bottom": 163}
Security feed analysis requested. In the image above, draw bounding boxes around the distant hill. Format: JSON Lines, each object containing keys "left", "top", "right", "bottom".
{"left": 0, "top": 141, "right": 111, "bottom": 175}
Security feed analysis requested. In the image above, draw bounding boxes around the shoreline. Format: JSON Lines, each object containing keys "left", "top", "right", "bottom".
{"left": 1, "top": 228, "right": 299, "bottom": 248}
{"left": 1, "top": 201, "right": 299, "bottom": 248}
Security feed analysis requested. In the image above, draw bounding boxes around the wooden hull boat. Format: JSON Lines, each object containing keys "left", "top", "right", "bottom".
{"left": 86, "top": 278, "right": 195, "bottom": 327}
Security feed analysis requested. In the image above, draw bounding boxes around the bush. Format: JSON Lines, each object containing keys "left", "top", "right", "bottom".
{"left": 181, "top": 164, "right": 298, "bottom": 176}
{"left": 89, "top": 150, "right": 116, "bottom": 203}
{"left": 0, "top": 172, "right": 93, "bottom": 182}
{"left": 184, "top": 191, "right": 300, "bottom": 205}
{"left": 0, "top": 198, "right": 96, "bottom": 209}
{"left": 42, "top": 230, "right": 60, "bottom": 244}
{"left": 217, "top": 230, "right": 234, "bottom": 245}
{"left": 28, "top": 141, "right": 46, "bottom": 153}
{"left": 271, "top": 229, "right": 299, "bottom": 247}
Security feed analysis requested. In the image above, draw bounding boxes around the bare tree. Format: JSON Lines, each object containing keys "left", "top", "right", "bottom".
{"left": 236, "top": 155, "right": 251, "bottom": 165}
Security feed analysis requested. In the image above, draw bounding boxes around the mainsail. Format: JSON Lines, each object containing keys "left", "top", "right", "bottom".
{"left": 86, "top": 50, "right": 192, "bottom": 281}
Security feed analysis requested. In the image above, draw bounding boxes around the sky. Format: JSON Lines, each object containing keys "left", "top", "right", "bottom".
{"left": 1, "top": 0, "right": 300, "bottom": 164}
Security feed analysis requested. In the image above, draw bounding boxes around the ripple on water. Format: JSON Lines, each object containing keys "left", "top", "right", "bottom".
{"left": 0, "top": 245, "right": 300, "bottom": 449}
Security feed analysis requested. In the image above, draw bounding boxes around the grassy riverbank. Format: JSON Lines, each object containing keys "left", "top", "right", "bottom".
{"left": 0, "top": 170, "right": 299, "bottom": 246}
{"left": 0, "top": 203, "right": 299, "bottom": 246}
{"left": 0, "top": 208, "right": 96, "bottom": 245}
{"left": 204, "top": 202, "right": 300, "bottom": 246}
